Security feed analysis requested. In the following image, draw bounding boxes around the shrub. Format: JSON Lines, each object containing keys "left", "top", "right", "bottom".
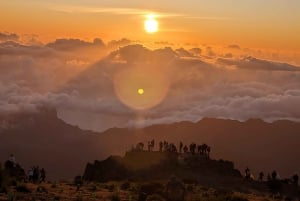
{"left": 0, "top": 165, "right": 6, "bottom": 193}
{"left": 15, "top": 183, "right": 31, "bottom": 193}
{"left": 52, "top": 196, "right": 60, "bottom": 201}
{"left": 183, "top": 178, "right": 198, "bottom": 184}
{"left": 139, "top": 182, "right": 163, "bottom": 194}
{"left": 210, "top": 194, "right": 248, "bottom": 201}
{"left": 74, "top": 176, "right": 83, "bottom": 186}
{"left": 0, "top": 164, "right": 2, "bottom": 185}
{"left": 75, "top": 194, "right": 84, "bottom": 201}
{"left": 88, "top": 184, "right": 97, "bottom": 192}
{"left": 120, "top": 181, "right": 131, "bottom": 190}
{"left": 36, "top": 185, "right": 47, "bottom": 193}
{"left": 10, "top": 179, "right": 17, "bottom": 186}
{"left": 110, "top": 193, "right": 121, "bottom": 201}
{"left": 138, "top": 182, "right": 164, "bottom": 201}
{"left": 75, "top": 191, "right": 84, "bottom": 201}
{"left": 227, "top": 195, "right": 248, "bottom": 201}
{"left": 51, "top": 181, "right": 57, "bottom": 188}
{"left": 145, "top": 194, "right": 166, "bottom": 201}
{"left": 107, "top": 184, "right": 116, "bottom": 192}
{"left": 186, "top": 184, "right": 194, "bottom": 192}
{"left": 7, "top": 191, "right": 16, "bottom": 201}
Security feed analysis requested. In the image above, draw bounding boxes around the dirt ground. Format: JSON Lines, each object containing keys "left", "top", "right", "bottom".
{"left": 0, "top": 181, "right": 284, "bottom": 201}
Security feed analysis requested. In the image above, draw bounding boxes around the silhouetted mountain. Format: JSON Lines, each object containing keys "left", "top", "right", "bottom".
{"left": 1, "top": 109, "right": 300, "bottom": 180}
{"left": 0, "top": 108, "right": 103, "bottom": 180}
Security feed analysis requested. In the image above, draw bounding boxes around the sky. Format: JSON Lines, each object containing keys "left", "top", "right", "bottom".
{"left": 1, "top": 0, "right": 300, "bottom": 131}
{"left": 1, "top": 0, "right": 300, "bottom": 51}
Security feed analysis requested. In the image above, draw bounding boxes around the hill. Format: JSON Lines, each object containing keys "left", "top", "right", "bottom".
{"left": 1, "top": 109, "right": 300, "bottom": 180}
{"left": 83, "top": 150, "right": 241, "bottom": 185}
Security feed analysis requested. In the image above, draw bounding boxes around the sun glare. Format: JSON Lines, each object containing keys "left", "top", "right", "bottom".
{"left": 138, "top": 88, "right": 144, "bottom": 95}
{"left": 144, "top": 14, "right": 158, "bottom": 33}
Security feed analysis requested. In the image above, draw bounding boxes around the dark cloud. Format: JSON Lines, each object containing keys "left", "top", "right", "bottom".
{"left": 175, "top": 48, "right": 193, "bottom": 57}
{"left": 223, "top": 53, "right": 233, "bottom": 58}
{"left": 107, "top": 38, "right": 131, "bottom": 48}
{"left": 114, "top": 44, "right": 177, "bottom": 64}
{"left": 47, "top": 38, "right": 105, "bottom": 51}
{"left": 206, "top": 46, "right": 216, "bottom": 57}
{"left": 0, "top": 32, "right": 19, "bottom": 42}
{"left": 217, "top": 56, "right": 300, "bottom": 71}
{"left": 0, "top": 41, "right": 55, "bottom": 57}
{"left": 189, "top": 48, "right": 202, "bottom": 56}
{"left": 227, "top": 44, "right": 241, "bottom": 49}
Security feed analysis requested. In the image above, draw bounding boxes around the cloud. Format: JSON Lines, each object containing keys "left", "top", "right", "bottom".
{"left": 1, "top": 39, "right": 300, "bottom": 131}
{"left": 189, "top": 48, "right": 202, "bottom": 56}
{"left": 50, "top": 5, "right": 183, "bottom": 18}
{"left": 217, "top": 56, "right": 300, "bottom": 71}
{"left": 227, "top": 44, "right": 241, "bottom": 49}
{"left": 176, "top": 48, "right": 193, "bottom": 57}
{"left": 107, "top": 38, "right": 132, "bottom": 48}
{"left": 0, "top": 32, "right": 19, "bottom": 42}
{"left": 112, "top": 44, "right": 177, "bottom": 64}
{"left": 49, "top": 5, "right": 230, "bottom": 22}
{"left": 46, "top": 38, "right": 105, "bottom": 51}
{"left": 51, "top": 6, "right": 153, "bottom": 15}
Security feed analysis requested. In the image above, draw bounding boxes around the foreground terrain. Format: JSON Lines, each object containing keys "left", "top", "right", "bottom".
{"left": 0, "top": 180, "right": 284, "bottom": 201}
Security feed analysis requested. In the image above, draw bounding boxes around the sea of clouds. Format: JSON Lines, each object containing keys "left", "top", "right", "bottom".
{"left": 1, "top": 32, "right": 300, "bottom": 131}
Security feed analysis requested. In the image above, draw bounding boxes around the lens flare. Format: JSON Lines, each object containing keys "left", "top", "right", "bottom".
{"left": 138, "top": 88, "right": 144, "bottom": 95}
{"left": 114, "top": 65, "right": 169, "bottom": 110}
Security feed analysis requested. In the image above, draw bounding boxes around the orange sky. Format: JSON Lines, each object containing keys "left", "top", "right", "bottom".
{"left": 1, "top": 0, "right": 300, "bottom": 52}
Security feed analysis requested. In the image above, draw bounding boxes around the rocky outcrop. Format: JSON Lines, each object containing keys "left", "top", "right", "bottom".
{"left": 83, "top": 150, "right": 241, "bottom": 184}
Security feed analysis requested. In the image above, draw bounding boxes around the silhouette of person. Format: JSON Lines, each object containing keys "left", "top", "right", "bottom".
{"left": 140, "top": 142, "right": 144, "bottom": 150}
{"left": 292, "top": 174, "right": 298, "bottom": 186}
{"left": 147, "top": 141, "right": 151, "bottom": 152}
{"left": 8, "top": 154, "right": 16, "bottom": 167}
{"left": 197, "top": 145, "right": 201, "bottom": 154}
{"left": 40, "top": 168, "right": 46, "bottom": 182}
{"left": 151, "top": 139, "right": 155, "bottom": 151}
{"left": 207, "top": 146, "right": 211, "bottom": 159}
{"left": 28, "top": 167, "right": 34, "bottom": 182}
{"left": 271, "top": 171, "right": 277, "bottom": 180}
{"left": 245, "top": 167, "right": 251, "bottom": 179}
{"left": 267, "top": 173, "right": 271, "bottom": 181}
{"left": 34, "top": 166, "right": 40, "bottom": 183}
{"left": 259, "top": 172, "right": 264, "bottom": 182}
{"left": 179, "top": 142, "right": 183, "bottom": 153}
{"left": 183, "top": 145, "right": 188, "bottom": 153}
{"left": 159, "top": 141, "right": 163, "bottom": 152}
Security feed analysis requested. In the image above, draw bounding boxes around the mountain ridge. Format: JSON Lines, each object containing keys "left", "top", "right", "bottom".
{"left": 1, "top": 109, "right": 300, "bottom": 180}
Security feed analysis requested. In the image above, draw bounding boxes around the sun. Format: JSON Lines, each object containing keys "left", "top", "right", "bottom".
{"left": 144, "top": 14, "right": 158, "bottom": 33}
{"left": 138, "top": 88, "right": 144, "bottom": 95}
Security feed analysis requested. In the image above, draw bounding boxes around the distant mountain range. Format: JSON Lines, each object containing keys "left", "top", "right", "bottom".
{"left": 1, "top": 108, "right": 300, "bottom": 180}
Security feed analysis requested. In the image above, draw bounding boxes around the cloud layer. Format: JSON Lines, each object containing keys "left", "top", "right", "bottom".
{"left": 1, "top": 33, "right": 300, "bottom": 131}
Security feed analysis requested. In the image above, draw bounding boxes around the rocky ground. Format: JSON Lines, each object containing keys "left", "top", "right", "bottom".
{"left": 0, "top": 180, "right": 287, "bottom": 201}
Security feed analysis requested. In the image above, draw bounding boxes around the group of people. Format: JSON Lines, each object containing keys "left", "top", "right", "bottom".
{"left": 6, "top": 154, "right": 46, "bottom": 183}
{"left": 245, "top": 167, "right": 299, "bottom": 186}
{"left": 134, "top": 140, "right": 212, "bottom": 158}
{"left": 28, "top": 166, "right": 46, "bottom": 183}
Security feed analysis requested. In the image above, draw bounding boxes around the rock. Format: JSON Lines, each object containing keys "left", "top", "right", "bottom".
{"left": 83, "top": 150, "right": 242, "bottom": 185}
{"left": 4, "top": 161, "right": 26, "bottom": 181}
{"left": 165, "top": 176, "right": 185, "bottom": 201}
